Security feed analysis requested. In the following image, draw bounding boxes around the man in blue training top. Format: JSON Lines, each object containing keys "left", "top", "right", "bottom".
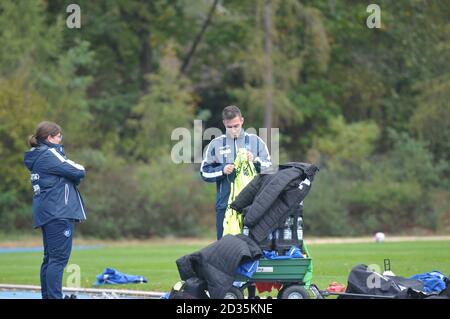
{"left": 200, "top": 105, "right": 271, "bottom": 240}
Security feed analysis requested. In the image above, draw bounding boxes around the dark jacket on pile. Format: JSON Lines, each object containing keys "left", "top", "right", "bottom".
{"left": 230, "top": 162, "right": 318, "bottom": 243}
{"left": 176, "top": 234, "right": 262, "bottom": 299}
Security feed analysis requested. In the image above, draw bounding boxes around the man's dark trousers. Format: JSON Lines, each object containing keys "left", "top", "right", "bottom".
{"left": 216, "top": 208, "right": 226, "bottom": 240}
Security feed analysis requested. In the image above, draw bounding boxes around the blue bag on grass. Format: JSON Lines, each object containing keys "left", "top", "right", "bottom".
{"left": 95, "top": 268, "right": 147, "bottom": 285}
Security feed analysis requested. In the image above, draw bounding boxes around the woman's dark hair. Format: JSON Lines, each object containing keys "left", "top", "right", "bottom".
{"left": 28, "top": 121, "right": 63, "bottom": 147}
{"left": 222, "top": 105, "right": 242, "bottom": 120}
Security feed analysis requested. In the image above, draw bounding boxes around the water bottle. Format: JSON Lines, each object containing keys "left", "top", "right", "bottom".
{"left": 297, "top": 216, "right": 303, "bottom": 240}
{"left": 283, "top": 217, "right": 292, "bottom": 240}
{"left": 243, "top": 225, "right": 249, "bottom": 236}
{"left": 274, "top": 229, "right": 279, "bottom": 240}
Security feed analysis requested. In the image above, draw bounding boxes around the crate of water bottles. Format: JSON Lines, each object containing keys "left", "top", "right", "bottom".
{"left": 273, "top": 201, "right": 304, "bottom": 255}
{"left": 245, "top": 202, "right": 304, "bottom": 254}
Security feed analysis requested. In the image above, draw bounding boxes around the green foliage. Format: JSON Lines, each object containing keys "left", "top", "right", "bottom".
{"left": 79, "top": 154, "right": 213, "bottom": 239}
{"left": 125, "top": 43, "right": 195, "bottom": 161}
{"left": 0, "top": 74, "right": 48, "bottom": 187}
{"left": 347, "top": 178, "right": 423, "bottom": 233}
{"left": 38, "top": 39, "right": 95, "bottom": 147}
{"left": 306, "top": 169, "right": 353, "bottom": 236}
{"left": 385, "top": 131, "right": 445, "bottom": 187}
{"left": 0, "top": 74, "right": 49, "bottom": 230}
{"left": 0, "top": 1, "right": 61, "bottom": 76}
{"left": 410, "top": 74, "right": 450, "bottom": 171}
{"left": 312, "top": 116, "right": 380, "bottom": 164}
{"left": 227, "top": 0, "right": 331, "bottom": 127}
{"left": 307, "top": 133, "right": 446, "bottom": 235}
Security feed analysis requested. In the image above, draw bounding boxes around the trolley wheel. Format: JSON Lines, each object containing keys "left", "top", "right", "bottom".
{"left": 224, "top": 287, "right": 244, "bottom": 299}
{"left": 278, "top": 285, "right": 310, "bottom": 299}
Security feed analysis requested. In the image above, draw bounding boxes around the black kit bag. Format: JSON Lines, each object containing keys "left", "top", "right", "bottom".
{"left": 338, "top": 264, "right": 424, "bottom": 299}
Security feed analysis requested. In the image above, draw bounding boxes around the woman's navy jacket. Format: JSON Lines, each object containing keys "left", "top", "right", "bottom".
{"left": 24, "top": 142, "right": 87, "bottom": 228}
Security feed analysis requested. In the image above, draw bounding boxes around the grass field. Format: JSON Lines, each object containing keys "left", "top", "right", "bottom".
{"left": 1, "top": 239, "right": 449, "bottom": 295}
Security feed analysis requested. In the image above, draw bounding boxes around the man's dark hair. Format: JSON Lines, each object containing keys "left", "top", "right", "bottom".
{"left": 222, "top": 105, "right": 242, "bottom": 120}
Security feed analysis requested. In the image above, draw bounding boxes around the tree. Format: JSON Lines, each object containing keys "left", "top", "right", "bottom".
{"left": 311, "top": 116, "right": 380, "bottom": 165}
{"left": 0, "top": 73, "right": 49, "bottom": 229}
{"left": 126, "top": 42, "right": 195, "bottom": 161}
{"left": 410, "top": 74, "right": 450, "bottom": 173}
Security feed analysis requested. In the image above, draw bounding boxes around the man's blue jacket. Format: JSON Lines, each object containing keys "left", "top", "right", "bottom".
{"left": 200, "top": 130, "right": 271, "bottom": 211}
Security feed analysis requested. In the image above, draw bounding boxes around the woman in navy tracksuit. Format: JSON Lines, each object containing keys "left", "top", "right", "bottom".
{"left": 24, "top": 121, "right": 87, "bottom": 299}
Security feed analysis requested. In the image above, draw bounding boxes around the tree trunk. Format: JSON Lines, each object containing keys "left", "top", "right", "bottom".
{"left": 180, "top": 0, "right": 220, "bottom": 75}
{"left": 263, "top": 0, "right": 274, "bottom": 152}
{"left": 140, "top": 31, "right": 152, "bottom": 94}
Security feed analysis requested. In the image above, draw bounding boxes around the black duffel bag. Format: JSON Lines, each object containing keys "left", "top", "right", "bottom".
{"left": 338, "top": 264, "right": 425, "bottom": 299}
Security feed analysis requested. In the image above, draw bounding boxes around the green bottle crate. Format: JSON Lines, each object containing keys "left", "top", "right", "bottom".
{"left": 237, "top": 258, "right": 312, "bottom": 283}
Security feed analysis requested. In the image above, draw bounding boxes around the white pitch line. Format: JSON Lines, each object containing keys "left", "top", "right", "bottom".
{"left": 0, "top": 283, "right": 165, "bottom": 298}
